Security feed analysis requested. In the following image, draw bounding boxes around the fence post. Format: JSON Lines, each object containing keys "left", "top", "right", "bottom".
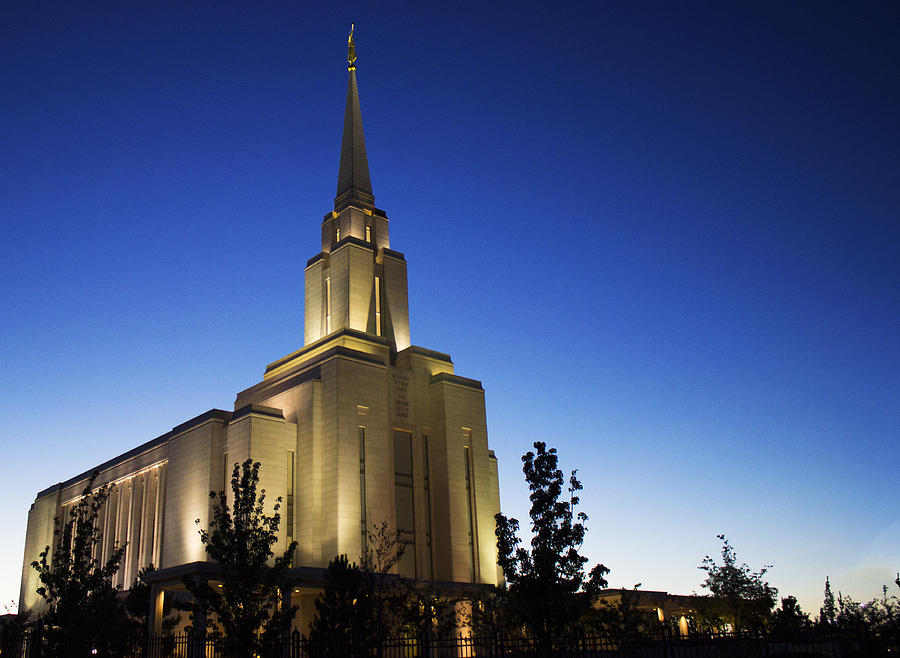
{"left": 417, "top": 631, "right": 427, "bottom": 658}
{"left": 32, "top": 619, "right": 42, "bottom": 658}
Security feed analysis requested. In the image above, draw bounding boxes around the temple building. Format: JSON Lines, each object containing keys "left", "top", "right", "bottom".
{"left": 19, "top": 33, "right": 503, "bottom": 629}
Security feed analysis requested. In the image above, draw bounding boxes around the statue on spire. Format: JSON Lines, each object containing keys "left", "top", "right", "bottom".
{"left": 347, "top": 24, "right": 357, "bottom": 70}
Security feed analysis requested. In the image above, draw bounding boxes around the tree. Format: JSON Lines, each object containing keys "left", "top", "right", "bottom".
{"left": 587, "top": 589, "right": 660, "bottom": 642}
{"left": 494, "top": 441, "right": 609, "bottom": 640}
{"left": 771, "top": 595, "right": 811, "bottom": 636}
{"left": 469, "top": 587, "right": 519, "bottom": 637}
{"left": 831, "top": 580, "right": 900, "bottom": 636}
{"left": 697, "top": 534, "right": 777, "bottom": 633}
{"left": 187, "top": 459, "right": 298, "bottom": 658}
{"left": 0, "top": 606, "right": 31, "bottom": 658}
{"left": 31, "top": 474, "right": 130, "bottom": 656}
{"left": 310, "top": 521, "right": 416, "bottom": 652}
{"left": 820, "top": 576, "right": 836, "bottom": 626}
{"left": 835, "top": 592, "right": 865, "bottom": 631}
{"left": 310, "top": 554, "right": 369, "bottom": 648}
{"left": 401, "top": 582, "right": 462, "bottom": 640}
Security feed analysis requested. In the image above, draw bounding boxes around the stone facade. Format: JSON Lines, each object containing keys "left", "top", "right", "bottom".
{"left": 19, "top": 51, "right": 502, "bottom": 631}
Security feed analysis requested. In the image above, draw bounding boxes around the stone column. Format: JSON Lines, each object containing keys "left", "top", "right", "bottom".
{"left": 192, "top": 577, "right": 208, "bottom": 657}
{"left": 147, "top": 583, "right": 165, "bottom": 636}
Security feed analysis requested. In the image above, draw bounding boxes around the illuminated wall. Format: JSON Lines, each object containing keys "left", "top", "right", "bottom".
{"left": 304, "top": 205, "right": 409, "bottom": 352}
{"left": 234, "top": 337, "right": 502, "bottom": 587}
{"left": 22, "top": 274, "right": 499, "bottom": 621}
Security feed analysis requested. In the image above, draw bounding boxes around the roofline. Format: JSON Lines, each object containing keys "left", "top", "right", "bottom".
{"left": 35, "top": 408, "right": 233, "bottom": 500}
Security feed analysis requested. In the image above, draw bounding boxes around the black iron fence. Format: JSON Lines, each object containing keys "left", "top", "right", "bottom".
{"left": 3, "top": 627, "right": 897, "bottom": 658}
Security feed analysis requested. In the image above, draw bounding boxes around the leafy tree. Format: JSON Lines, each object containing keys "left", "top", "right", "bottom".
{"left": 771, "top": 595, "right": 812, "bottom": 636}
{"left": 587, "top": 589, "right": 660, "bottom": 642}
{"left": 832, "top": 581, "right": 900, "bottom": 636}
{"left": 469, "top": 587, "right": 519, "bottom": 637}
{"left": 31, "top": 474, "right": 131, "bottom": 656}
{"left": 187, "top": 459, "right": 298, "bottom": 658}
{"left": 0, "top": 607, "right": 31, "bottom": 657}
{"left": 835, "top": 592, "right": 865, "bottom": 631}
{"left": 401, "top": 583, "right": 462, "bottom": 640}
{"left": 311, "top": 521, "right": 414, "bottom": 652}
{"left": 310, "top": 554, "right": 369, "bottom": 646}
{"left": 819, "top": 576, "right": 836, "bottom": 626}
{"left": 697, "top": 534, "right": 777, "bottom": 633}
{"left": 867, "top": 584, "right": 900, "bottom": 635}
{"left": 494, "top": 441, "right": 609, "bottom": 640}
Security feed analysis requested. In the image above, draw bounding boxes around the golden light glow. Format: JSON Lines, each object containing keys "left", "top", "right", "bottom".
{"left": 325, "top": 276, "right": 332, "bottom": 334}
{"left": 59, "top": 459, "right": 167, "bottom": 506}
{"left": 264, "top": 332, "right": 388, "bottom": 380}
{"left": 374, "top": 275, "right": 381, "bottom": 337}
{"left": 152, "top": 588, "right": 165, "bottom": 634}
{"left": 347, "top": 24, "right": 357, "bottom": 70}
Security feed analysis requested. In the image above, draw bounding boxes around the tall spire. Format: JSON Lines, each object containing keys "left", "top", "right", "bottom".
{"left": 335, "top": 25, "right": 374, "bottom": 211}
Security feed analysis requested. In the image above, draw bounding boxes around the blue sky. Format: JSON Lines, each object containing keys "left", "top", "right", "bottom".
{"left": 2, "top": 1, "right": 898, "bottom": 615}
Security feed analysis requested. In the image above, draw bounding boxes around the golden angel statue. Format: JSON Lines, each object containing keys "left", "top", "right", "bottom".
{"left": 347, "top": 24, "right": 357, "bottom": 67}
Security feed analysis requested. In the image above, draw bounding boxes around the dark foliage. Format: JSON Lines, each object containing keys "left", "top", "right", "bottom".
{"left": 187, "top": 459, "right": 298, "bottom": 658}
{"left": 696, "top": 534, "right": 777, "bottom": 633}
{"left": 771, "top": 595, "right": 812, "bottom": 636}
{"left": 820, "top": 576, "right": 836, "bottom": 626}
{"left": 494, "top": 442, "right": 609, "bottom": 640}
{"left": 31, "top": 474, "right": 131, "bottom": 656}
{"left": 830, "top": 577, "right": 900, "bottom": 637}
{"left": 587, "top": 589, "right": 662, "bottom": 642}
{"left": 310, "top": 521, "right": 459, "bottom": 651}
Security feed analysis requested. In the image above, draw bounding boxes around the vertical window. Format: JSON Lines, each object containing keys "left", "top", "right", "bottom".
{"left": 359, "top": 427, "right": 367, "bottom": 553}
{"left": 365, "top": 224, "right": 371, "bottom": 243}
{"left": 463, "top": 431, "right": 477, "bottom": 583}
{"left": 374, "top": 276, "right": 382, "bottom": 337}
{"left": 394, "top": 430, "right": 416, "bottom": 577}
{"left": 335, "top": 226, "right": 341, "bottom": 242}
{"left": 101, "top": 492, "right": 112, "bottom": 565}
{"left": 223, "top": 452, "right": 229, "bottom": 493}
{"left": 286, "top": 451, "right": 295, "bottom": 541}
{"left": 325, "top": 277, "right": 332, "bottom": 334}
{"left": 423, "top": 434, "right": 434, "bottom": 578}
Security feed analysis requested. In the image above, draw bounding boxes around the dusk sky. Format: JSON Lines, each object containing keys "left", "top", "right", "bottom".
{"left": 2, "top": 2, "right": 898, "bottom": 616}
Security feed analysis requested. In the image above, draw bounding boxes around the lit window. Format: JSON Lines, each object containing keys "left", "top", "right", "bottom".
{"left": 223, "top": 452, "right": 229, "bottom": 492}
{"left": 365, "top": 225, "right": 371, "bottom": 242}
{"left": 359, "top": 427, "right": 367, "bottom": 551}
{"left": 325, "top": 277, "right": 332, "bottom": 334}
{"left": 463, "top": 442, "right": 476, "bottom": 582}
{"left": 374, "top": 276, "right": 381, "bottom": 336}
{"left": 286, "top": 451, "right": 295, "bottom": 540}
{"left": 423, "top": 434, "right": 434, "bottom": 578}
{"left": 335, "top": 226, "right": 341, "bottom": 242}
{"left": 394, "top": 430, "right": 416, "bottom": 578}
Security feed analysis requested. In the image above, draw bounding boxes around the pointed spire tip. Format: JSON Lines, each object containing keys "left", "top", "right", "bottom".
{"left": 335, "top": 25, "right": 373, "bottom": 211}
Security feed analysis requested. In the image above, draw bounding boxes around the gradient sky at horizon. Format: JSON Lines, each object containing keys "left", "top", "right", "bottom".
{"left": 2, "top": 1, "right": 898, "bottom": 616}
